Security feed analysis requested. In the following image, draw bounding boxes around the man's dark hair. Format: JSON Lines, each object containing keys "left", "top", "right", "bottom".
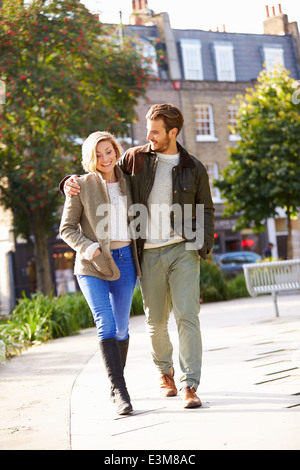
{"left": 146, "top": 103, "right": 184, "bottom": 135}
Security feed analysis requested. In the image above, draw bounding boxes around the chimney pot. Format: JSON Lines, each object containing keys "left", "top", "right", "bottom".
{"left": 265, "top": 5, "right": 270, "bottom": 17}
{"left": 278, "top": 3, "right": 282, "bottom": 14}
{"left": 272, "top": 6, "right": 275, "bottom": 16}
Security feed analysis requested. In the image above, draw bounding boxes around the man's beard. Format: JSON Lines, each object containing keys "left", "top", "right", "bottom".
{"left": 150, "top": 134, "right": 171, "bottom": 153}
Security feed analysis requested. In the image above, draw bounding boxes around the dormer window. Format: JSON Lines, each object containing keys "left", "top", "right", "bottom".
{"left": 263, "top": 45, "right": 284, "bottom": 71}
{"left": 180, "top": 39, "right": 203, "bottom": 80}
{"left": 214, "top": 42, "right": 236, "bottom": 81}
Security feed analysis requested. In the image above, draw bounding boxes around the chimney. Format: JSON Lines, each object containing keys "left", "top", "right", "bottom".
{"left": 132, "top": 0, "right": 148, "bottom": 11}
{"left": 263, "top": 3, "right": 300, "bottom": 71}
{"left": 263, "top": 4, "right": 289, "bottom": 35}
{"left": 130, "top": 0, "right": 152, "bottom": 25}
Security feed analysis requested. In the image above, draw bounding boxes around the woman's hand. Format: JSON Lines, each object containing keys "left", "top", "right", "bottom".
{"left": 92, "top": 248, "right": 102, "bottom": 258}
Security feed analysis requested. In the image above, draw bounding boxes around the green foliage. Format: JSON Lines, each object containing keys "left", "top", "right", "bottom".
{"left": 215, "top": 67, "right": 300, "bottom": 235}
{"left": 199, "top": 260, "right": 250, "bottom": 302}
{"left": 0, "top": 291, "right": 93, "bottom": 360}
{"left": 130, "top": 284, "right": 145, "bottom": 316}
{"left": 226, "top": 274, "right": 250, "bottom": 300}
{"left": 200, "top": 258, "right": 229, "bottom": 302}
{"left": 0, "top": 0, "right": 153, "bottom": 292}
{"left": 54, "top": 291, "right": 94, "bottom": 330}
{"left": 0, "top": 0, "right": 152, "bottom": 224}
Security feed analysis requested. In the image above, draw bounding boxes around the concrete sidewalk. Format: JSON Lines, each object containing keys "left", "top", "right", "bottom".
{"left": 0, "top": 293, "right": 299, "bottom": 451}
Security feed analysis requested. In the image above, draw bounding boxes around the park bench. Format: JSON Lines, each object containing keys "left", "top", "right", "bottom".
{"left": 243, "top": 259, "right": 300, "bottom": 317}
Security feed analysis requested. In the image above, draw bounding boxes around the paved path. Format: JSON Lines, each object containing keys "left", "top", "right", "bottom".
{"left": 1, "top": 294, "right": 300, "bottom": 451}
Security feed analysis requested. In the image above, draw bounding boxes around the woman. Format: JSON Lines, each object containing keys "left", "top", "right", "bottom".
{"left": 60, "top": 131, "right": 141, "bottom": 415}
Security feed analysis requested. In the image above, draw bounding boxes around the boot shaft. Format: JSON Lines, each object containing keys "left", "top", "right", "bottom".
{"left": 118, "top": 336, "right": 129, "bottom": 370}
{"left": 99, "top": 337, "right": 132, "bottom": 415}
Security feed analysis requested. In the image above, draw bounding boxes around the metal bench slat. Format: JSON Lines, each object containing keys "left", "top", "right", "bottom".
{"left": 243, "top": 259, "right": 300, "bottom": 317}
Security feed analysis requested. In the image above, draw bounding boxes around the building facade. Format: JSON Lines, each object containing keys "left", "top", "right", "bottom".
{"left": 124, "top": 1, "right": 300, "bottom": 259}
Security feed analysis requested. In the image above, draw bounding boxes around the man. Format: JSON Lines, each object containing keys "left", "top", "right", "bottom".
{"left": 263, "top": 242, "right": 274, "bottom": 259}
{"left": 62, "top": 103, "right": 215, "bottom": 408}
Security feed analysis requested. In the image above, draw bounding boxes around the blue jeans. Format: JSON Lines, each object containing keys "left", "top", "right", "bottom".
{"left": 77, "top": 245, "right": 137, "bottom": 341}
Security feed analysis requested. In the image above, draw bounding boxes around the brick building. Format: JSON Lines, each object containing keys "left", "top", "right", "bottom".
{"left": 124, "top": 1, "right": 300, "bottom": 258}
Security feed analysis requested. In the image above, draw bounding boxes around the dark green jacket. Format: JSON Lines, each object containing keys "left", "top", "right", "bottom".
{"left": 118, "top": 142, "right": 215, "bottom": 260}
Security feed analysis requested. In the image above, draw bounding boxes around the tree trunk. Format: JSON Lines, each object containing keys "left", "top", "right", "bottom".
{"left": 31, "top": 212, "right": 54, "bottom": 295}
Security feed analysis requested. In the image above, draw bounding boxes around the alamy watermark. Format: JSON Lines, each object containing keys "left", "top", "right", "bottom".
{"left": 0, "top": 80, "right": 6, "bottom": 105}
{"left": 94, "top": 200, "right": 205, "bottom": 251}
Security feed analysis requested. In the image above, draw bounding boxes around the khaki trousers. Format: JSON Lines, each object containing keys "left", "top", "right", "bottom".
{"left": 140, "top": 242, "right": 202, "bottom": 389}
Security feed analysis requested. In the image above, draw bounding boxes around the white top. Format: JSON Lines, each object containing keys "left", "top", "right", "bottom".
{"left": 107, "top": 182, "right": 130, "bottom": 242}
{"left": 84, "top": 181, "right": 130, "bottom": 260}
{"left": 144, "top": 152, "right": 185, "bottom": 249}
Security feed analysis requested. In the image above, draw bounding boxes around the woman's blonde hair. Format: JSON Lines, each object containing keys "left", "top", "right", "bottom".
{"left": 81, "top": 131, "right": 123, "bottom": 173}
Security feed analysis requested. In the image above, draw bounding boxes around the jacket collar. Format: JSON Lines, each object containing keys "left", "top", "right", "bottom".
{"left": 137, "top": 142, "right": 195, "bottom": 169}
{"left": 176, "top": 142, "right": 196, "bottom": 169}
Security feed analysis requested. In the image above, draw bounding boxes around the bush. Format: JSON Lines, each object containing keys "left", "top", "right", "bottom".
{"left": 130, "top": 284, "right": 145, "bottom": 316}
{"left": 200, "top": 258, "right": 251, "bottom": 303}
{"left": 200, "top": 258, "right": 229, "bottom": 302}
{"left": 0, "top": 291, "right": 94, "bottom": 360}
{"left": 54, "top": 292, "right": 94, "bottom": 331}
{"left": 226, "top": 274, "right": 250, "bottom": 299}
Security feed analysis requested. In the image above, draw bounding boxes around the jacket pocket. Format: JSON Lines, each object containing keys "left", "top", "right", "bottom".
{"left": 179, "top": 181, "right": 196, "bottom": 194}
{"left": 91, "top": 252, "right": 113, "bottom": 276}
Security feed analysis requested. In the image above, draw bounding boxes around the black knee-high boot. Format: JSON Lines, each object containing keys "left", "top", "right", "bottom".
{"left": 110, "top": 337, "right": 129, "bottom": 403}
{"left": 119, "top": 336, "right": 129, "bottom": 370}
{"left": 99, "top": 337, "right": 132, "bottom": 415}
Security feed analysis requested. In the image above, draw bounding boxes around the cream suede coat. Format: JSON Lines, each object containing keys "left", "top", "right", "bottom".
{"left": 59, "top": 166, "right": 141, "bottom": 280}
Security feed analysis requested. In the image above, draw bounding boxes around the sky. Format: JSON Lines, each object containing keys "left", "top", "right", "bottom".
{"left": 82, "top": 0, "right": 300, "bottom": 35}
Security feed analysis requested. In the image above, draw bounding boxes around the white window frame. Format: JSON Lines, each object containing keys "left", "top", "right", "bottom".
{"left": 227, "top": 104, "right": 241, "bottom": 141}
{"left": 263, "top": 46, "right": 285, "bottom": 72}
{"left": 180, "top": 39, "right": 203, "bottom": 80}
{"left": 214, "top": 42, "right": 236, "bottom": 81}
{"left": 206, "top": 163, "right": 222, "bottom": 203}
{"left": 195, "top": 104, "right": 218, "bottom": 142}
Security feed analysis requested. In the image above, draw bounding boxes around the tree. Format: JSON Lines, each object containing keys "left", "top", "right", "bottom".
{"left": 215, "top": 67, "right": 300, "bottom": 259}
{"left": 0, "top": 0, "right": 152, "bottom": 294}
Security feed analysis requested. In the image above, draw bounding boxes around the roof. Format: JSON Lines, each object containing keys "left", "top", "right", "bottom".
{"left": 125, "top": 23, "right": 300, "bottom": 81}
{"left": 173, "top": 29, "right": 300, "bottom": 81}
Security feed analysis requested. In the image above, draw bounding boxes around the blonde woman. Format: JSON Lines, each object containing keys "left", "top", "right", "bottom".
{"left": 60, "top": 131, "right": 140, "bottom": 415}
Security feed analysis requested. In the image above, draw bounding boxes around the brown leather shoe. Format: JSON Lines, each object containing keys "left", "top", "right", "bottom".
{"left": 180, "top": 386, "right": 202, "bottom": 408}
{"left": 160, "top": 369, "right": 178, "bottom": 397}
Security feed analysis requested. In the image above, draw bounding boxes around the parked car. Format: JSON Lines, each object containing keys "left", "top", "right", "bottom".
{"left": 216, "top": 251, "right": 262, "bottom": 277}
